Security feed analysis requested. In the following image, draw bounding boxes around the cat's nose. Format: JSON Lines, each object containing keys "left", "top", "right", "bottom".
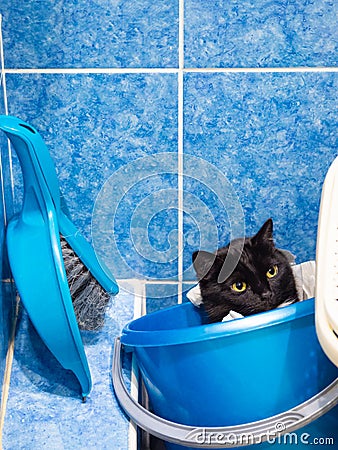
{"left": 261, "top": 291, "right": 272, "bottom": 301}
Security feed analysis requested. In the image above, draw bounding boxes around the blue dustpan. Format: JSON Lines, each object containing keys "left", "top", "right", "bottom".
{"left": 0, "top": 115, "right": 119, "bottom": 399}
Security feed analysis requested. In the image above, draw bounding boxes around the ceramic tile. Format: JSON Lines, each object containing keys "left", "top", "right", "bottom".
{"left": 145, "top": 283, "right": 178, "bottom": 314}
{"left": 183, "top": 71, "right": 338, "bottom": 279}
{"left": 5, "top": 73, "right": 178, "bottom": 280}
{"left": 185, "top": 0, "right": 338, "bottom": 68}
{"left": 1, "top": 0, "right": 178, "bottom": 68}
{"left": 94, "top": 169, "right": 179, "bottom": 281}
{"left": 2, "top": 287, "right": 135, "bottom": 450}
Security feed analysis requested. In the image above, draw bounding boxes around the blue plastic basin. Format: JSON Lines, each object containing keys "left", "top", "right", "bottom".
{"left": 121, "top": 298, "right": 337, "bottom": 448}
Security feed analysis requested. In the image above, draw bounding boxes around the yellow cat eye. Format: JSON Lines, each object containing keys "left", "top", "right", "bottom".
{"left": 231, "top": 281, "right": 247, "bottom": 293}
{"left": 266, "top": 265, "right": 278, "bottom": 279}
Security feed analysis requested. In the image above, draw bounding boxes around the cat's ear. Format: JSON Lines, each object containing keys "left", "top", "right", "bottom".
{"left": 252, "top": 218, "right": 274, "bottom": 246}
{"left": 192, "top": 250, "right": 219, "bottom": 280}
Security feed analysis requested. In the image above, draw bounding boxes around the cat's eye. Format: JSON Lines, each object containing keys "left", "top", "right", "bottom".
{"left": 266, "top": 265, "right": 278, "bottom": 279}
{"left": 231, "top": 281, "right": 247, "bottom": 293}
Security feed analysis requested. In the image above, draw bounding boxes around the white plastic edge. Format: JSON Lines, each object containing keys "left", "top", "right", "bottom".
{"left": 316, "top": 156, "right": 338, "bottom": 367}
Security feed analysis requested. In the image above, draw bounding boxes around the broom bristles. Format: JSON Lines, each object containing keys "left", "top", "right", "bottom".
{"left": 60, "top": 235, "right": 110, "bottom": 331}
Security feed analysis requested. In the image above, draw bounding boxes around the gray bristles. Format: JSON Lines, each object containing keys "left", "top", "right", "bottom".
{"left": 60, "top": 234, "right": 110, "bottom": 331}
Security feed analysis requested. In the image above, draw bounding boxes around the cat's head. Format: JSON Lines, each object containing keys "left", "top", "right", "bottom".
{"left": 192, "top": 219, "right": 299, "bottom": 323}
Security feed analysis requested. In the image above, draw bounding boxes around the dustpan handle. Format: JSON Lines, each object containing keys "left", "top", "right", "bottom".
{"left": 112, "top": 338, "right": 338, "bottom": 448}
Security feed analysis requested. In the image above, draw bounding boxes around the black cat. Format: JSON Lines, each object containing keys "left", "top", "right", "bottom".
{"left": 192, "top": 219, "right": 299, "bottom": 323}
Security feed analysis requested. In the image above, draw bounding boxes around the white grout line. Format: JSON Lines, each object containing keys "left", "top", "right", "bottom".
{"left": 177, "top": 0, "right": 185, "bottom": 305}
{"left": 4, "top": 67, "right": 179, "bottom": 75}
{"left": 185, "top": 66, "right": 338, "bottom": 73}
{"left": 179, "top": 0, "right": 185, "bottom": 71}
{"left": 4, "top": 66, "right": 338, "bottom": 75}
{"left": 117, "top": 278, "right": 196, "bottom": 285}
{"left": 133, "top": 280, "right": 147, "bottom": 317}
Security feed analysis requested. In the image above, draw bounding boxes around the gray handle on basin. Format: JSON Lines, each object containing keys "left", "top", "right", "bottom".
{"left": 112, "top": 337, "right": 338, "bottom": 448}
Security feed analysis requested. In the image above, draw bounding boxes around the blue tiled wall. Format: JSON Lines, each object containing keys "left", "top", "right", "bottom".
{"left": 1, "top": 0, "right": 337, "bottom": 285}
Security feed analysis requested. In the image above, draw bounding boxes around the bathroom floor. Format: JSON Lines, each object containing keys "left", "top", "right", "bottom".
{"left": 2, "top": 282, "right": 141, "bottom": 450}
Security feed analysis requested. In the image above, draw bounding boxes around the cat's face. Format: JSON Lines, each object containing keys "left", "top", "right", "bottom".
{"left": 192, "top": 219, "right": 299, "bottom": 323}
